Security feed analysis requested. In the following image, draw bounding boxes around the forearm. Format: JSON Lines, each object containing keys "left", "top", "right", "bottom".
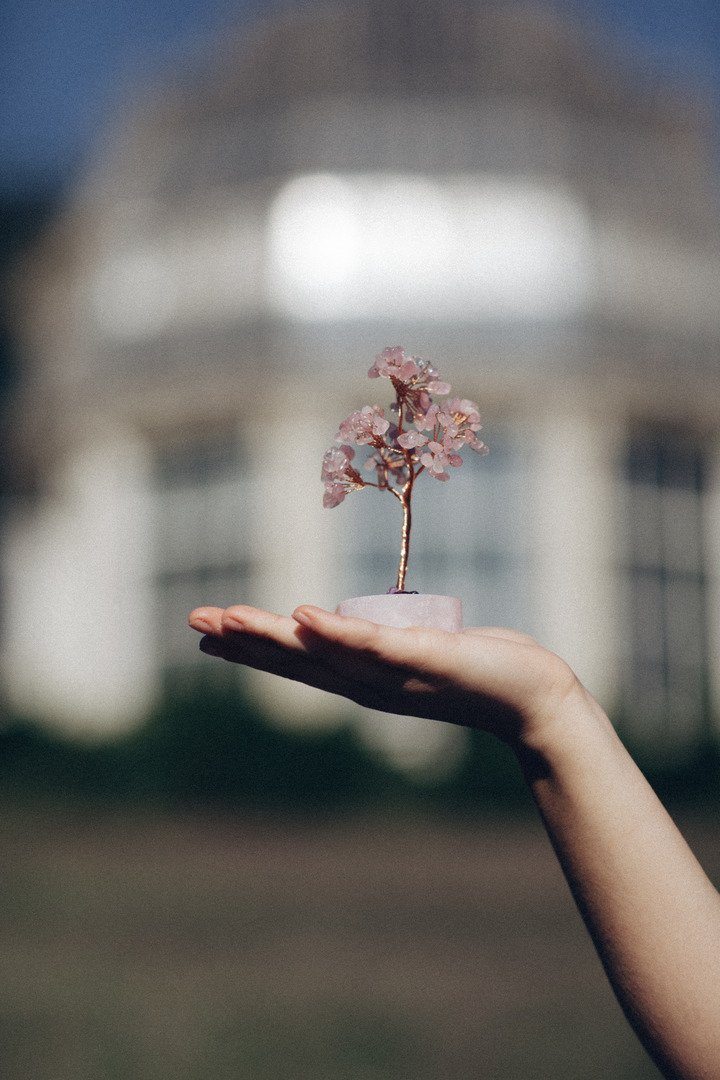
{"left": 514, "top": 687, "right": 720, "bottom": 1080}
{"left": 190, "top": 602, "right": 720, "bottom": 1075}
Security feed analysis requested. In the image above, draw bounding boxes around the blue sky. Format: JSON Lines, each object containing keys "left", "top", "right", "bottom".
{"left": 1, "top": 0, "right": 719, "bottom": 193}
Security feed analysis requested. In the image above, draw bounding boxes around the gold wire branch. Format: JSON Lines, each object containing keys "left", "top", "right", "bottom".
{"left": 393, "top": 385, "right": 414, "bottom": 592}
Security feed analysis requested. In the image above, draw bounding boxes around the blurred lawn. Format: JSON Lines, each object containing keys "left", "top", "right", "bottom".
{"left": 3, "top": 802, "right": 714, "bottom": 1079}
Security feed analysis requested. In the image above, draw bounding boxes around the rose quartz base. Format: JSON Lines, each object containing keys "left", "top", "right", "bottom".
{"left": 335, "top": 594, "right": 463, "bottom": 632}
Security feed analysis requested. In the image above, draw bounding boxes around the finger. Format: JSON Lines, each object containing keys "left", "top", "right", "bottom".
{"left": 293, "top": 606, "right": 552, "bottom": 716}
{"left": 218, "top": 605, "right": 393, "bottom": 702}
{"left": 199, "top": 632, "right": 343, "bottom": 690}
{"left": 292, "top": 605, "right": 439, "bottom": 668}
{"left": 198, "top": 633, "right": 403, "bottom": 712}
{"left": 227, "top": 604, "right": 424, "bottom": 695}
{"left": 193, "top": 604, "right": 350, "bottom": 688}
{"left": 189, "top": 607, "right": 225, "bottom": 635}
{"left": 221, "top": 605, "right": 309, "bottom": 653}
{"left": 291, "top": 606, "right": 515, "bottom": 695}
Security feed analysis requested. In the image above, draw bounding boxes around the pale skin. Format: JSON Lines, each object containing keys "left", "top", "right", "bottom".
{"left": 188, "top": 603, "right": 720, "bottom": 1080}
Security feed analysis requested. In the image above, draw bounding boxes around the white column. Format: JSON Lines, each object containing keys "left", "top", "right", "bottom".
{"left": 529, "top": 407, "right": 623, "bottom": 708}
{"left": 244, "top": 387, "right": 346, "bottom": 725}
{"left": 2, "top": 427, "right": 158, "bottom": 732}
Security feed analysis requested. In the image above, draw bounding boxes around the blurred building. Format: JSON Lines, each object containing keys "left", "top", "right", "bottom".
{"left": 5, "top": 0, "right": 720, "bottom": 761}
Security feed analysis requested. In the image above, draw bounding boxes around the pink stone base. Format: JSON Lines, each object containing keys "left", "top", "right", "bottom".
{"left": 335, "top": 594, "right": 463, "bottom": 632}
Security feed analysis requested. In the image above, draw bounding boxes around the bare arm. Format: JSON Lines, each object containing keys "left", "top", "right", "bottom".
{"left": 517, "top": 691, "right": 720, "bottom": 1080}
{"left": 189, "top": 603, "right": 720, "bottom": 1079}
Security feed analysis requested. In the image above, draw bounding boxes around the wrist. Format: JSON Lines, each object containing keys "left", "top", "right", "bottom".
{"left": 509, "top": 679, "right": 612, "bottom": 768}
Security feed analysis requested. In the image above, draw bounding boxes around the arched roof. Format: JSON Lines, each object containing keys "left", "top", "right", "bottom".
{"left": 187, "top": 1, "right": 691, "bottom": 127}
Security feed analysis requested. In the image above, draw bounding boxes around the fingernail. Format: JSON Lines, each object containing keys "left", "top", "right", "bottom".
{"left": 292, "top": 605, "right": 329, "bottom": 626}
{"left": 189, "top": 609, "right": 214, "bottom": 631}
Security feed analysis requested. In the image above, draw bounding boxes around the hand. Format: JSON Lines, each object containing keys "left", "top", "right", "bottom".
{"left": 188, "top": 604, "right": 582, "bottom": 747}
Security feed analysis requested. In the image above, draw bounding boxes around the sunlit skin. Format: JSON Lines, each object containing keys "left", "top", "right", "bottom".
{"left": 189, "top": 602, "right": 720, "bottom": 1080}
{"left": 189, "top": 604, "right": 574, "bottom": 740}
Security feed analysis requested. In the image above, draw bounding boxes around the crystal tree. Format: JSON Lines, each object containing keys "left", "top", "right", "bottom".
{"left": 321, "top": 347, "right": 487, "bottom": 593}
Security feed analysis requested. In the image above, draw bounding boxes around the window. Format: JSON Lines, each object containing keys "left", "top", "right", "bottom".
{"left": 338, "top": 431, "right": 533, "bottom": 631}
{"left": 152, "top": 429, "right": 253, "bottom": 680}
{"left": 623, "top": 427, "right": 709, "bottom": 749}
{"left": 266, "top": 173, "right": 591, "bottom": 322}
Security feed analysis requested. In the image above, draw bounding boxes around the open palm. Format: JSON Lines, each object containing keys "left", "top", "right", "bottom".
{"left": 188, "top": 604, "right": 579, "bottom": 745}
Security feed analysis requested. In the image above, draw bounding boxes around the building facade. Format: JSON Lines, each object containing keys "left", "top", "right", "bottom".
{"left": 5, "top": 0, "right": 720, "bottom": 763}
